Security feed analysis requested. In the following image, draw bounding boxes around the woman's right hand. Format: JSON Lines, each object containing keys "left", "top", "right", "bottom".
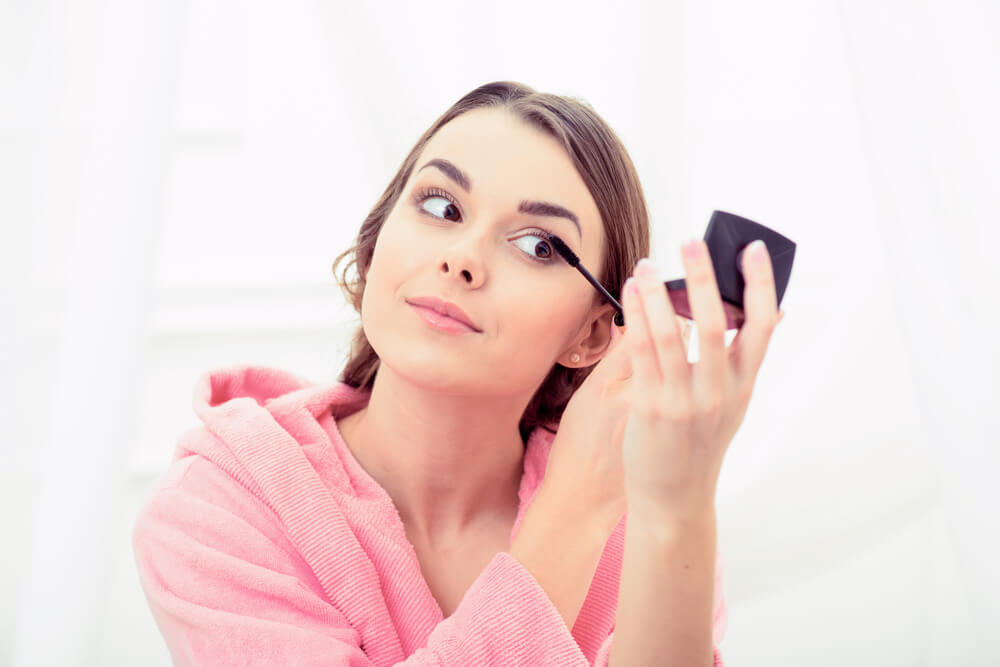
{"left": 540, "top": 314, "right": 692, "bottom": 532}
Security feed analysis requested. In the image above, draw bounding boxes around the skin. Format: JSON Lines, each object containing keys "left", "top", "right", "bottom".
{"left": 335, "top": 107, "right": 619, "bottom": 551}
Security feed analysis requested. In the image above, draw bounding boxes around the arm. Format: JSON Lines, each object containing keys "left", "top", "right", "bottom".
{"left": 608, "top": 501, "right": 719, "bottom": 667}
{"left": 508, "top": 484, "right": 618, "bottom": 631}
{"left": 509, "top": 486, "right": 727, "bottom": 667}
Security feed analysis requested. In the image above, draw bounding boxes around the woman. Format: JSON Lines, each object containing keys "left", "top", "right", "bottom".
{"left": 132, "top": 80, "right": 783, "bottom": 666}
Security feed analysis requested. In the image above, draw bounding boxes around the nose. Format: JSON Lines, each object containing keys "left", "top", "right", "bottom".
{"left": 440, "top": 261, "right": 476, "bottom": 285}
{"left": 438, "top": 230, "right": 488, "bottom": 288}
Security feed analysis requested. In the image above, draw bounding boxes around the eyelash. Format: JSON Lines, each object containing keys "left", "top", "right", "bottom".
{"left": 409, "top": 186, "right": 558, "bottom": 264}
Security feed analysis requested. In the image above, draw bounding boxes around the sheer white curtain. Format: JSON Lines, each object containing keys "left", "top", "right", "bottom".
{"left": 2, "top": 1, "right": 187, "bottom": 664}
{"left": 1, "top": 1, "right": 995, "bottom": 665}
{"left": 839, "top": 0, "right": 999, "bottom": 655}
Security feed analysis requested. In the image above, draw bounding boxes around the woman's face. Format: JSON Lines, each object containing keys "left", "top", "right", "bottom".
{"left": 362, "top": 107, "right": 611, "bottom": 397}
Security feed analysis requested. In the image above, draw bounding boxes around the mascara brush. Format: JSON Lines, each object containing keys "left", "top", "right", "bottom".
{"left": 546, "top": 234, "right": 626, "bottom": 327}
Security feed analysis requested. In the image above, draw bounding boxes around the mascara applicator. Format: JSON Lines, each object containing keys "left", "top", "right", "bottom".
{"left": 546, "top": 234, "right": 626, "bottom": 327}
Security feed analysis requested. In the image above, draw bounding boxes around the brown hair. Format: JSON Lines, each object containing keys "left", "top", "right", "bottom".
{"left": 331, "top": 80, "right": 650, "bottom": 444}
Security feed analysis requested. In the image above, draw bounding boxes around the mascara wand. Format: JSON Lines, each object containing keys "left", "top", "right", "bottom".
{"left": 546, "top": 234, "right": 626, "bottom": 327}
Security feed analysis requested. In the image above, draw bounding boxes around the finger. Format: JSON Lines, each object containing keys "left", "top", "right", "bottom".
{"left": 680, "top": 239, "right": 728, "bottom": 399}
{"left": 634, "top": 258, "right": 689, "bottom": 388}
{"left": 730, "top": 240, "right": 780, "bottom": 383}
{"left": 622, "top": 276, "right": 664, "bottom": 405}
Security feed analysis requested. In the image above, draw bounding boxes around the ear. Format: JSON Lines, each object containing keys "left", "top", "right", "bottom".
{"left": 558, "top": 304, "right": 619, "bottom": 368}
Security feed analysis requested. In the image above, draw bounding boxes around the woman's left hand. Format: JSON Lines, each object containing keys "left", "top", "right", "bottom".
{"left": 620, "top": 239, "right": 784, "bottom": 516}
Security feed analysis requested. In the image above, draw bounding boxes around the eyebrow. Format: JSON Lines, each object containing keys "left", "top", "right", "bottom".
{"left": 415, "top": 158, "right": 583, "bottom": 241}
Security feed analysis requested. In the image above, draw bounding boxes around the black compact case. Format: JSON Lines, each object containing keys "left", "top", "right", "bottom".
{"left": 666, "top": 210, "right": 796, "bottom": 330}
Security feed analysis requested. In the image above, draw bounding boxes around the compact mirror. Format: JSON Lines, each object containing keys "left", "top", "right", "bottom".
{"left": 665, "top": 210, "right": 796, "bottom": 330}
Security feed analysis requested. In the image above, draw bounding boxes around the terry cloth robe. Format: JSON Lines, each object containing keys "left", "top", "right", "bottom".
{"left": 132, "top": 364, "right": 729, "bottom": 665}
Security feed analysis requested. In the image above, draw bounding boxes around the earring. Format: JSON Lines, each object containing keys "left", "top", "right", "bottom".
{"left": 570, "top": 353, "right": 581, "bottom": 363}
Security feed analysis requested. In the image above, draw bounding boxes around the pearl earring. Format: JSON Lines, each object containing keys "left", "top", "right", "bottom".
{"left": 570, "top": 353, "right": 581, "bottom": 363}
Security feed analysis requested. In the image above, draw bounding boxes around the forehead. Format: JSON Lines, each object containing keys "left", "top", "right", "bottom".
{"left": 413, "top": 108, "right": 604, "bottom": 254}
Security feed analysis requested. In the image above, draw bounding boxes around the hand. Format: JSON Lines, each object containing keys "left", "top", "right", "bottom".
{"left": 542, "top": 305, "right": 700, "bottom": 530}
{"left": 540, "top": 315, "right": 633, "bottom": 531}
{"left": 620, "top": 240, "right": 784, "bottom": 516}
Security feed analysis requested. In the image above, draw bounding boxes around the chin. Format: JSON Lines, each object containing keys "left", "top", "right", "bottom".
{"left": 379, "top": 351, "right": 471, "bottom": 391}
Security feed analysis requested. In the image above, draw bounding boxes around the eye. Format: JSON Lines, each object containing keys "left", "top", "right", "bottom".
{"left": 512, "top": 233, "right": 556, "bottom": 263}
{"left": 413, "top": 187, "right": 461, "bottom": 222}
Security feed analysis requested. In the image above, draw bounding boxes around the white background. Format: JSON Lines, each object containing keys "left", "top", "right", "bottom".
{"left": 1, "top": 0, "right": 997, "bottom": 665}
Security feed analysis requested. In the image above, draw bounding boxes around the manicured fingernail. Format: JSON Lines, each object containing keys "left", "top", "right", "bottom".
{"left": 750, "top": 240, "right": 767, "bottom": 262}
{"left": 635, "top": 257, "right": 655, "bottom": 276}
{"left": 625, "top": 277, "right": 638, "bottom": 296}
{"left": 683, "top": 239, "right": 701, "bottom": 259}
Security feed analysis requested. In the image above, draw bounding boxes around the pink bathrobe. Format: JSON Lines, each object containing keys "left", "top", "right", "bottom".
{"left": 132, "top": 364, "right": 728, "bottom": 665}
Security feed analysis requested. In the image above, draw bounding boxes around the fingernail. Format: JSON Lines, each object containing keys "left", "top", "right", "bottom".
{"left": 750, "top": 240, "right": 767, "bottom": 263}
{"left": 683, "top": 239, "right": 702, "bottom": 259}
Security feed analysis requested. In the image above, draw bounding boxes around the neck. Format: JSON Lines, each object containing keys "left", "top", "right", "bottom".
{"left": 337, "top": 363, "right": 530, "bottom": 548}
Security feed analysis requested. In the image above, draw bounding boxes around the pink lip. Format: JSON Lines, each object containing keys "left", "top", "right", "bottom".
{"left": 406, "top": 296, "right": 481, "bottom": 333}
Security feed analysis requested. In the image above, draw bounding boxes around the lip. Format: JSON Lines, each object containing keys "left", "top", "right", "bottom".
{"left": 405, "top": 296, "right": 481, "bottom": 333}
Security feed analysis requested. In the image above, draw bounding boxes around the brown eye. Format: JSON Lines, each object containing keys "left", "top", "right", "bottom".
{"left": 421, "top": 195, "right": 461, "bottom": 222}
{"left": 512, "top": 234, "right": 555, "bottom": 263}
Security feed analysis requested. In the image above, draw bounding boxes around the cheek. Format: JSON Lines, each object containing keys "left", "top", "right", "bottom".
{"left": 360, "top": 222, "right": 438, "bottom": 351}
{"left": 365, "top": 222, "right": 423, "bottom": 296}
{"left": 496, "top": 282, "right": 584, "bottom": 352}
{"left": 373, "top": 218, "right": 435, "bottom": 277}
{"left": 360, "top": 237, "right": 398, "bottom": 341}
